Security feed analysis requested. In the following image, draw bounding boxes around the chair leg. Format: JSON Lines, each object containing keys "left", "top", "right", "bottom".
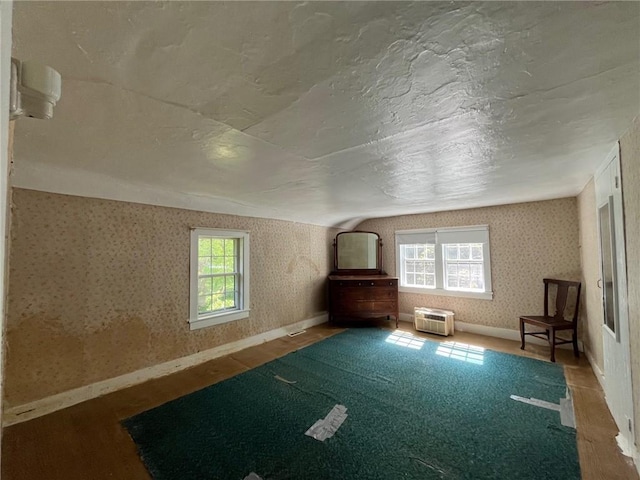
{"left": 549, "top": 328, "right": 556, "bottom": 363}
{"left": 572, "top": 332, "right": 579, "bottom": 358}
{"left": 519, "top": 319, "right": 525, "bottom": 350}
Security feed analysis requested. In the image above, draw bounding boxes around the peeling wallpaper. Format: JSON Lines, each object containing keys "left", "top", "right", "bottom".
{"left": 357, "top": 198, "right": 582, "bottom": 331}
{"left": 5, "top": 189, "right": 337, "bottom": 407}
{"left": 577, "top": 179, "right": 604, "bottom": 371}
{"left": 619, "top": 116, "right": 640, "bottom": 448}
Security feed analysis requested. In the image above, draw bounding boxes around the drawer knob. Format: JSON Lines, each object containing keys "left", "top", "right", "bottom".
{"left": 371, "top": 282, "right": 374, "bottom": 285}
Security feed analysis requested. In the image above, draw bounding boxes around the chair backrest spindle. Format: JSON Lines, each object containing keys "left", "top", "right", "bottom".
{"left": 543, "top": 281, "right": 550, "bottom": 317}
{"left": 543, "top": 278, "right": 581, "bottom": 324}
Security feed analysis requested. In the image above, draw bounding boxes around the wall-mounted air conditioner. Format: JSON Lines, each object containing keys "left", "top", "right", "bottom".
{"left": 414, "top": 307, "right": 455, "bottom": 336}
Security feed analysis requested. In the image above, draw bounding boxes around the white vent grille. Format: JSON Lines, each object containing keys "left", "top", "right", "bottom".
{"left": 414, "top": 307, "right": 455, "bottom": 336}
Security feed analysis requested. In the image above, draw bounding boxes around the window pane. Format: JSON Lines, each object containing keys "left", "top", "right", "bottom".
{"left": 447, "top": 276, "right": 459, "bottom": 288}
{"left": 459, "top": 245, "right": 470, "bottom": 260}
{"left": 415, "top": 262, "right": 425, "bottom": 274}
{"left": 426, "top": 262, "right": 435, "bottom": 274}
{"left": 224, "top": 292, "right": 236, "bottom": 309}
{"left": 198, "top": 277, "right": 212, "bottom": 296}
{"left": 224, "top": 239, "right": 236, "bottom": 256}
{"left": 212, "top": 239, "right": 225, "bottom": 256}
{"left": 426, "top": 274, "right": 436, "bottom": 287}
{"left": 446, "top": 245, "right": 458, "bottom": 260}
{"left": 416, "top": 245, "right": 425, "bottom": 259}
{"left": 212, "top": 276, "right": 225, "bottom": 294}
{"left": 471, "top": 245, "right": 483, "bottom": 260}
{"left": 426, "top": 244, "right": 435, "bottom": 260}
{"left": 198, "top": 238, "right": 212, "bottom": 257}
{"left": 198, "top": 257, "right": 213, "bottom": 275}
{"left": 458, "top": 265, "right": 471, "bottom": 288}
{"left": 211, "top": 293, "right": 225, "bottom": 310}
{"left": 447, "top": 263, "right": 458, "bottom": 275}
{"left": 212, "top": 256, "right": 225, "bottom": 274}
{"left": 471, "top": 264, "right": 483, "bottom": 276}
{"left": 225, "top": 275, "right": 235, "bottom": 292}
{"left": 471, "top": 264, "right": 484, "bottom": 289}
{"left": 198, "top": 295, "right": 209, "bottom": 313}
{"left": 404, "top": 246, "right": 415, "bottom": 259}
{"left": 405, "top": 261, "right": 415, "bottom": 273}
{"left": 416, "top": 274, "right": 425, "bottom": 285}
{"left": 471, "top": 275, "right": 484, "bottom": 290}
{"left": 407, "top": 273, "right": 415, "bottom": 285}
{"left": 225, "top": 256, "right": 236, "bottom": 273}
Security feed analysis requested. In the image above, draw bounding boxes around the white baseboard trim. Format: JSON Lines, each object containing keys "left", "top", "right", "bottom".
{"left": 584, "top": 348, "right": 606, "bottom": 391}
{"left": 3, "top": 313, "right": 328, "bottom": 427}
{"left": 399, "top": 314, "right": 584, "bottom": 351}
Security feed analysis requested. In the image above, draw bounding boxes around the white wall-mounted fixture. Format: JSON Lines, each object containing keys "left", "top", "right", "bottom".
{"left": 414, "top": 307, "right": 455, "bottom": 336}
{"left": 9, "top": 57, "right": 61, "bottom": 120}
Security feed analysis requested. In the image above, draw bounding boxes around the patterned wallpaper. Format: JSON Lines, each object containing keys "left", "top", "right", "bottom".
{"left": 577, "top": 179, "right": 604, "bottom": 371}
{"left": 620, "top": 116, "right": 640, "bottom": 448}
{"left": 357, "top": 198, "right": 582, "bottom": 331}
{"left": 5, "top": 189, "right": 338, "bottom": 407}
{"left": 3, "top": 189, "right": 594, "bottom": 411}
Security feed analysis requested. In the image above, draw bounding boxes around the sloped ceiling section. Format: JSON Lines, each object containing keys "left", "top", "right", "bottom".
{"left": 11, "top": 1, "right": 640, "bottom": 228}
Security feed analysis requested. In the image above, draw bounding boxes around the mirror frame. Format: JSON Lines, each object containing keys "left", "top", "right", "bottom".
{"left": 332, "top": 231, "right": 384, "bottom": 275}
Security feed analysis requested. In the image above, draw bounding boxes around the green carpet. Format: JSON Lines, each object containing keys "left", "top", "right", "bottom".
{"left": 123, "top": 328, "right": 580, "bottom": 479}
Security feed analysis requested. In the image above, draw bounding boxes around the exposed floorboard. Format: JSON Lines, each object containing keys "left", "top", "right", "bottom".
{"left": 2, "top": 322, "right": 637, "bottom": 480}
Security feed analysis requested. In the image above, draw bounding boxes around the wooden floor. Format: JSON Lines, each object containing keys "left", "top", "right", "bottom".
{"left": 3, "top": 322, "right": 638, "bottom": 480}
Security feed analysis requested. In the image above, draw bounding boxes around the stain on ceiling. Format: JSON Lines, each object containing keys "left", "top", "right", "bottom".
{"left": 10, "top": 1, "right": 640, "bottom": 228}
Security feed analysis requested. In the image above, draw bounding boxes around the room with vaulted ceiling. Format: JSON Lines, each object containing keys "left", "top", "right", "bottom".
{"left": 0, "top": 1, "right": 639, "bottom": 479}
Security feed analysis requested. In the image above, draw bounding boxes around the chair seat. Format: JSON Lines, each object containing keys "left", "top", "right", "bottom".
{"left": 519, "top": 315, "right": 574, "bottom": 329}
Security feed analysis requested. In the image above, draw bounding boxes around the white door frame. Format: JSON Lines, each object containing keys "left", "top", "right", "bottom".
{"left": 595, "top": 143, "right": 635, "bottom": 455}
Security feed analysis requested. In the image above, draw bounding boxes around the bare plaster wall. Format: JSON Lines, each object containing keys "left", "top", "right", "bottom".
{"left": 357, "top": 198, "right": 581, "bottom": 331}
{"left": 577, "top": 179, "right": 604, "bottom": 371}
{"left": 619, "top": 116, "right": 640, "bottom": 449}
{"left": 4, "top": 188, "right": 337, "bottom": 407}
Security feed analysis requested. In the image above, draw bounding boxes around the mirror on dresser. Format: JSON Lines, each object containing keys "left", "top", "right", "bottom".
{"left": 334, "top": 231, "right": 382, "bottom": 273}
{"left": 328, "top": 231, "right": 399, "bottom": 327}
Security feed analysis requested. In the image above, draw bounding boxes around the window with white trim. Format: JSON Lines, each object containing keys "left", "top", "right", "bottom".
{"left": 190, "top": 228, "right": 250, "bottom": 330}
{"left": 395, "top": 226, "right": 492, "bottom": 300}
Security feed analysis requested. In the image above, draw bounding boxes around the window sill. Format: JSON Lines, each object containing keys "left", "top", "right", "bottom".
{"left": 398, "top": 286, "right": 493, "bottom": 300}
{"left": 189, "top": 309, "right": 250, "bottom": 331}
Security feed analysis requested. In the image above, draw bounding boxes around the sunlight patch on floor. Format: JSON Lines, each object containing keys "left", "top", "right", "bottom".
{"left": 385, "top": 330, "right": 425, "bottom": 350}
{"left": 436, "top": 341, "right": 485, "bottom": 365}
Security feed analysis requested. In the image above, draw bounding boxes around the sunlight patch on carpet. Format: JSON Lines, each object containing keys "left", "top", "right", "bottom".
{"left": 435, "top": 341, "right": 485, "bottom": 365}
{"left": 384, "top": 330, "right": 425, "bottom": 350}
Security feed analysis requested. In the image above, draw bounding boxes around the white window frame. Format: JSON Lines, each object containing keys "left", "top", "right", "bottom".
{"left": 189, "top": 228, "right": 250, "bottom": 330}
{"left": 395, "top": 225, "right": 493, "bottom": 300}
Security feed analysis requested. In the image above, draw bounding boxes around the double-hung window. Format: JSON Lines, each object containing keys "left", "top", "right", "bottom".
{"left": 396, "top": 226, "right": 492, "bottom": 299}
{"left": 189, "top": 228, "right": 250, "bottom": 330}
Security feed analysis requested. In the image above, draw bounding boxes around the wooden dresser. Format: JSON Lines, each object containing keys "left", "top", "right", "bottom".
{"left": 328, "top": 274, "right": 399, "bottom": 327}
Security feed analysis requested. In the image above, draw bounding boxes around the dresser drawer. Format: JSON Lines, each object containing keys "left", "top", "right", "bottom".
{"left": 333, "top": 300, "right": 397, "bottom": 315}
{"left": 333, "top": 287, "right": 396, "bottom": 301}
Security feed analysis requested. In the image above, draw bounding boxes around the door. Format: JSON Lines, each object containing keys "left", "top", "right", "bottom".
{"left": 595, "top": 144, "right": 635, "bottom": 454}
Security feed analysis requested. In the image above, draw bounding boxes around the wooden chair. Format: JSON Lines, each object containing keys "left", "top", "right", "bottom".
{"left": 519, "top": 278, "right": 581, "bottom": 362}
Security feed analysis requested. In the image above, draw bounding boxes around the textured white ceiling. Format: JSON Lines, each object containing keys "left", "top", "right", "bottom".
{"left": 11, "top": 1, "right": 640, "bottom": 228}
